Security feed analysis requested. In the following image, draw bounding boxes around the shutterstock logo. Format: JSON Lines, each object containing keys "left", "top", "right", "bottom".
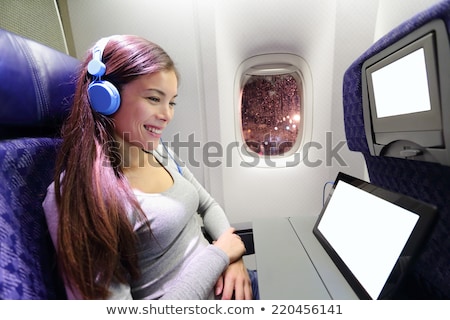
{"left": 111, "top": 132, "right": 349, "bottom": 168}
{"left": 168, "top": 132, "right": 347, "bottom": 168}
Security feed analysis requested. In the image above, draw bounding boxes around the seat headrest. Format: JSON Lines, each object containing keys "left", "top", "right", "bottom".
{"left": 0, "top": 28, "right": 80, "bottom": 139}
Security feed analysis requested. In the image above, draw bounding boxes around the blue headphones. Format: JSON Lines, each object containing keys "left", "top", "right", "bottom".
{"left": 87, "top": 37, "right": 121, "bottom": 115}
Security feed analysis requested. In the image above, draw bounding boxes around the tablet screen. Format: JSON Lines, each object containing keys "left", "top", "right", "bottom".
{"left": 313, "top": 172, "right": 436, "bottom": 299}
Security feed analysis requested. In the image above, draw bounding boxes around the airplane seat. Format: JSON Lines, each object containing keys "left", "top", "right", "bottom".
{"left": 0, "top": 28, "right": 79, "bottom": 299}
{"left": 342, "top": 0, "right": 450, "bottom": 299}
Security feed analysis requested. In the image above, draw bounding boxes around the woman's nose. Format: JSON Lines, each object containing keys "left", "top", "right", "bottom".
{"left": 156, "top": 103, "right": 172, "bottom": 121}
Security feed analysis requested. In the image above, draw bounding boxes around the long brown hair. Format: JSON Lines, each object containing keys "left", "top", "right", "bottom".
{"left": 54, "top": 35, "right": 177, "bottom": 299}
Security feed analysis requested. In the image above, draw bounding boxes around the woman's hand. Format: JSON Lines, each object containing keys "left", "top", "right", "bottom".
{"left": 215, "top": 258, "right": 253, "bottom": 300}
{"left": 213, "top": 227, "right": 245, "bottom": 263}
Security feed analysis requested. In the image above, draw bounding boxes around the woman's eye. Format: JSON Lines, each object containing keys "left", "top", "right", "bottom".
{"left": 169, "top": 102, "right": 177, "bottom": 107}
{"left": 148, "top": 97, "right": 160, "bottom": 103}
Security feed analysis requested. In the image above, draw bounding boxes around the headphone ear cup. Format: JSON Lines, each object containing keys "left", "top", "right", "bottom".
{"left": 88, "top": 80, "right": 121, "bottom": 115}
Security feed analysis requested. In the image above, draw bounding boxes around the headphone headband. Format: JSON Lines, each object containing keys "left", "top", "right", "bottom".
{"left": 87, "top": 37, "right": 111, "bottom": 77}
{"left": 92, "top": 37, "right": 110, "bottom": 61}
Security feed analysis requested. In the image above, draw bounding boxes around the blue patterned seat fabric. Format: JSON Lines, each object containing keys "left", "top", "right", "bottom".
{"left": 0, "top": 138, "right": 64, "bottom": 299}
{"left": 343, "top": 0, "right": 450, "bottom": 299}
{"left": 0, "top": 28, "right": 79, "bottom": 299}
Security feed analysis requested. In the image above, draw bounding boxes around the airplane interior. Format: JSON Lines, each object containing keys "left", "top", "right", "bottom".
{"left": 0, "top": 0, "right": 449, "bottom": 300}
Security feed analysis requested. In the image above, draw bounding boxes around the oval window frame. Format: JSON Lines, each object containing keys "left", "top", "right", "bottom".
{"left": 234, "top": 53, "right": 313, "bottom": 168}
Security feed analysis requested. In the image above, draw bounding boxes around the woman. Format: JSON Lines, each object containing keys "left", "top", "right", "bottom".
{"left": 43, "top": 34, "right": 257, "bottom": 300}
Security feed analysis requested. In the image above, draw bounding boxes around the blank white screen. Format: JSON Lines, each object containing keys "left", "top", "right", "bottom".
{"left": 317, "top": 181, "right": 419, "bottom": 299}
{"left": 371, "top": 48, "right": 431, "bottom": 118}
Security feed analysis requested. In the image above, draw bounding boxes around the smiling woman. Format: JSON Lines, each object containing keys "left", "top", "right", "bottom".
{"left": 42, "top": 34, "right": 258, "bottom": 300}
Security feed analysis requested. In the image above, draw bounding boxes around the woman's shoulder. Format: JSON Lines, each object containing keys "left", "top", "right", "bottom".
{"left": 44, "top": 181, "right": 56, "bottom": 194}
{"left": 42, "top": 181, "right": 57, "bottom": 215}
{"left": 42, "top": 181, "right": 59, "bottom": 245}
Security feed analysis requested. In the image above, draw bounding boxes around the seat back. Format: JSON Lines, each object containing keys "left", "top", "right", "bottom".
{"left": 0, "top": 28, "right": 79, "bottom": 299}
{"left": 0, "top": 138, "right": 63, "bottom": 299}
{"left": 342, "top": 0, "right": 450, "bottom": 299}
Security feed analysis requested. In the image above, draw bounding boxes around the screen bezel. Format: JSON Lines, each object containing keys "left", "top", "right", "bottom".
{"left": 312, "top": 172, "right": 437, "bottom": 300}
{"left": 366, "top": 33, "right": 441, "bottom": 137}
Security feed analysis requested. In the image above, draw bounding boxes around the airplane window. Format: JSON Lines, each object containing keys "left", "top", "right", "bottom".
{"left": 235, "top": 54, "right": 311, "bottom": 168}
{"left": 241, "top": 73, "right": 302, "bottom": 156}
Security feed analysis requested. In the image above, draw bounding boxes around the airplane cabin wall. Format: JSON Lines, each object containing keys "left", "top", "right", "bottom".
{"left": 374, "top": 0, "right": 443, "bottom": 41}
{"left": 64, "top": 0, "right": 441, "bottom": 224}
{"left": 199, "top": 0, "right": 380, "bottom": 223}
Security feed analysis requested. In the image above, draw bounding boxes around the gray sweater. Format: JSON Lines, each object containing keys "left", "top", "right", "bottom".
{"left": 43, "top": 145, "right": 231, "bottom": 299}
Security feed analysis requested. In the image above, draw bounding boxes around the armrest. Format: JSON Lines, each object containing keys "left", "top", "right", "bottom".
{"left": 234, "top": 228, "right": 255, "bottom": 255}
{"left": 202, "top": 221, "right": 255, "bottom": 256}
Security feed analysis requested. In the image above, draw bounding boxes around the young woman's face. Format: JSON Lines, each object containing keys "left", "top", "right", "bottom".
{"left": 112, "top": 70, "right": 178, "bottom": 151}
